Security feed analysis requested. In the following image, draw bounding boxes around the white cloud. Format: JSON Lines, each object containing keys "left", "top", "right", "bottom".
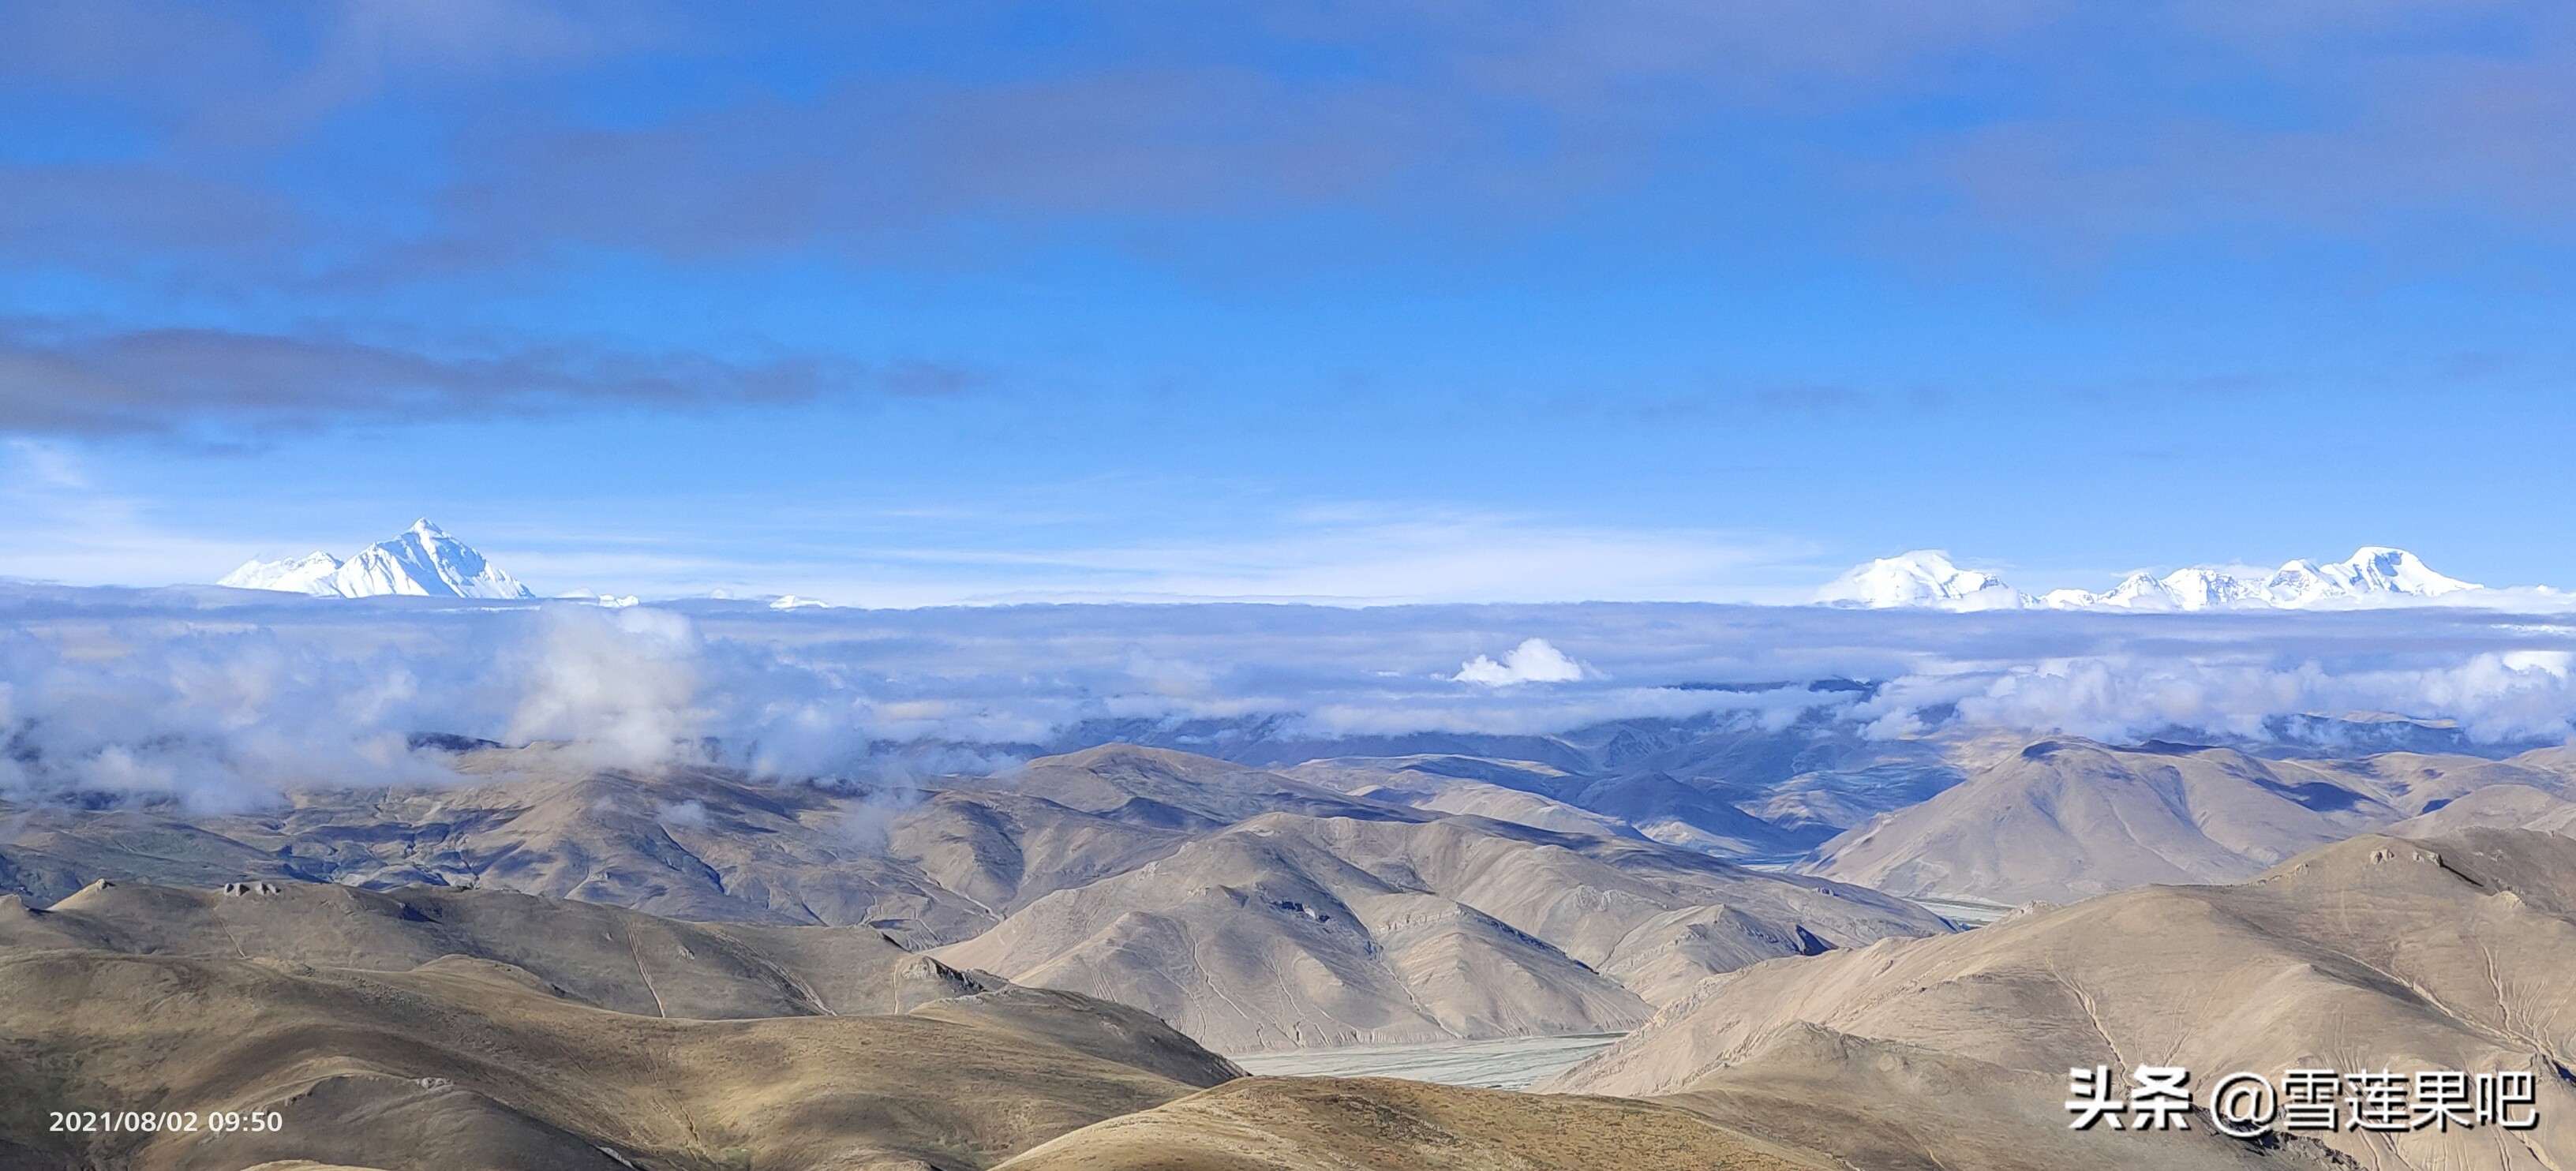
{"left": 1454, "top": 638, "right": 1589, "bottom": 686}
{"left": 2, "top": 587, "right": 2575, "bottom": 809}
{"left": 504, "top": 605, "right": 704, "bottom": 769}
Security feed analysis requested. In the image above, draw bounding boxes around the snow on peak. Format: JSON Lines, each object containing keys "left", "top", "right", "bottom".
{"left": 2042, "top": 565, "right": 2278, "bottom": 612}
{"left": 2303, "top": 547, "right": 2477, "bottom": 600}
{"left": 1816, "top": 551, "right": 2029, "bottom": 611}
{"left": 219, "top": 521, "right": 536, "bottom": 600}
{"left": 335, "top": 520, "right": 534, "bottom": 599}
{"left": 1829, "top": 546, "right": 2488, "bottom": 612}
{"left": 217, "top": 551, "right": 343, "bottom": 596}
{"left": 2066, "top": 548, "right": 2480, "bottom": 610}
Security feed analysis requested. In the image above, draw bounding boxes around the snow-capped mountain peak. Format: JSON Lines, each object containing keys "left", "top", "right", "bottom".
{"left": 2156, "top": 566, "right": 2274, "bottom": 609}
{"left": 2042, "top": 565, "right": 2278, "bottom": 612}
{"left": 2290, "top": 547, "right": 2477, "bottom": 600}
{"left": 218, "top": 520, "right": 535, "bottom": 600}
{"left": 1815, "top": 551, "right": 2029, "bottom": 611}
{"left": 1833, "top": 546, "right": 2488, "bottom": 612}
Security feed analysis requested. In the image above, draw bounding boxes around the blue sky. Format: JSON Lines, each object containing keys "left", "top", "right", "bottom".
{"left": 6, "top": 2, "right": 2575, "bottom": 603}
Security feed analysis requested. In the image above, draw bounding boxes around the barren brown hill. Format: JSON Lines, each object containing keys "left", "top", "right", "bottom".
{"left": 0, "top": 883, "right": 1239, "bottom": 1171}
{"left": 1, "top": 743, "right": 1944, "bottom": 1065}
{"left": 0, "top": 878, "right": 999, "bottom": 1019}
{"left": 1805, "top": 736, "right": 2576, "bottom": 904}
{"left": 891, "top": 788, "right": 1193, "bottom": 921}
{"left": 0, "top": 746, "right": 1230, "bottom": 947}
{"left": 936, "top": 810, "right": 1945, "bottom": 1052}
{"left": 977, "top": 746, "right": 1398, "bottom": 828}
{"left": 1550, "top": 828, "right": 2576, "bottom": 1170}
{"left": 234, "top": 754, "right": 1009, "bottom": 943}
{"left": 1282, "top": 752, "right": 1825, "bottom": 857}
{"left": 0, "top": 754, "right": 1000, "bottom": 943}
{"left": 990, "top": 1076, "right": 1837, "bottom": 1171}
{"left": 0, "top": 802, "right": 310, "bottom": 901}
{"left": 1281, "top": 758, "right": 1635, "bottom": 839}
{"left": 2387, "top": 784, "right": 2576, "bottom": 838}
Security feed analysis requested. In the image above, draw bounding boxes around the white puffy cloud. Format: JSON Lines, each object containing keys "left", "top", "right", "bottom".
{"left": 1453, "top": 638, "right": 1589, "bottom": 686}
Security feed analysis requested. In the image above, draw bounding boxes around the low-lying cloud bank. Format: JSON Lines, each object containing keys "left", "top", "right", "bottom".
{"left": 2, "top": 584, "right": 2573, "bottom": 806}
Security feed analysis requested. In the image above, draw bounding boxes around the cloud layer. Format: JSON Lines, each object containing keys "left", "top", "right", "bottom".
{"left": 3, "top": 586, "right": 2574, "bottom": 807}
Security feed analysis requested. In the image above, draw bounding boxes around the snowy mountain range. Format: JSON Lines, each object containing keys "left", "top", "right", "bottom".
{"left": 1819, "top": 548, "right": 2487, "bottom": 612}
{"left": 219, "top": 520, "right": 536, "bottom": 600}
{"left": 212, "top": 525, "right": 2502, "bottom": 612}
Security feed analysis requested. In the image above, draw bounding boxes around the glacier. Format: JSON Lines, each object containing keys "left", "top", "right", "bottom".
{"left": 219, "top": 519, "right": 536, "bottom": 600}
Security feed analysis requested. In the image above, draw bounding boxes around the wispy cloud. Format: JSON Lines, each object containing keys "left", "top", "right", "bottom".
{"left": 0, "top": 440, "right": 254, "bottom": 582}
{"left": 0, "top": 320, "right": 975, "bottom": 435}
{"left": 470, "top": 508, "right": 1829, "bottom": 606}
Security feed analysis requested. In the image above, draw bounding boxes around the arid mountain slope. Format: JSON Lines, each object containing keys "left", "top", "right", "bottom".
{"left": 0, "top": 754, "right": 1002, "bottom": 942}
{"left": 983, "top": 746, "right": 1398, "bottom": 827}
{"left": 0, "top": 879, "right": 994, "bottom": 1020}
{"left": 936, "top": 814, "right": 1657, "bottom": 1051}
{"left": 1552, "top": 829, "right": 2576, "bottom": 1170}
{"left": 1281, "top": 753, "right": 1858, "bottom": 857}
{"left": 0, "top": 882, "right": 1238, "bottom": 1171}
{"left": 990, "top": 1076, "right": 1837, "bottom": 1171}
{"left": 937, "top": 810, "right": 1945, "bottom": 1051}
{"left": 242, "top": 756, "right": 1003, "bottom": 942}
{"left": 2387, "top": 784, "right": 2576, "bottom": 837}
{"left": 892, "top": 788, "right": 1193, "bottom": 919}
{"left": 0, "top": 804, "right": 310, "bottom": 900}
{"left": 0, "top": 745, "right": 1232, "bottom": 947}
{"left": 1806, "top": 737, "right": 2576, "bottom": 904}
{"left": 1284, "top": 758, "right": 1636, "bottom": 839}
{"left": 2, "top": 743, "right": 1948, "bottom": 1057}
